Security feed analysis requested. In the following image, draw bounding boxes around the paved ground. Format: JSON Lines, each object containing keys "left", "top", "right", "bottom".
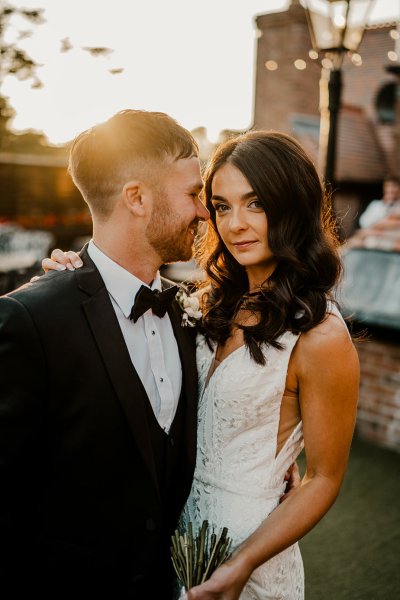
{"left": 298, "top": 436, "right": 400, "bottom": 599}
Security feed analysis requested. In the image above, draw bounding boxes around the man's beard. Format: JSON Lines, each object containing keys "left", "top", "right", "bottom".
{"left": 146, "top": 194, "right": 197, "bottom": 264}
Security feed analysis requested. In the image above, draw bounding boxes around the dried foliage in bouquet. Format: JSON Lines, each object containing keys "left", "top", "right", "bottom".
{"left": 171, "top": 520, "right": 232, "bottom": 592}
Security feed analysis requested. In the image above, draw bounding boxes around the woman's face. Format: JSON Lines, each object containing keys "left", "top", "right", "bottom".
{"left": 211, "top": 162, "right": 278, "bottom": 285}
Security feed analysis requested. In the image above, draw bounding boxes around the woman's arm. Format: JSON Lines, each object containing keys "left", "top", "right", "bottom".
{"left": 188, "top": 313, "right": 359, "bottom": 600}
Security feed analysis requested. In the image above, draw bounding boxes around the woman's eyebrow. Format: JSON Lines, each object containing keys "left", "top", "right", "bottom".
{"left": 211, "top": 191, "right": 257, "bottom": 202}
{"left": 241, "top": 191, "right": 257, "bottom": 200}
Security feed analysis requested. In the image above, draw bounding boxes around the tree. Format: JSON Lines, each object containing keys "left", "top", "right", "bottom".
{"left": 0, "top": 3, "right": 44, "bottom": 145}
{"left": 0, "top": 2, "right": 113, "bottom": 152}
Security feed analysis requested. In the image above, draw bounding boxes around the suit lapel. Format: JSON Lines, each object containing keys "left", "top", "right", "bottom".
{"left": 167, "top": 295, "right": 198, "bottom": 486}
{"left": 77, "top": 249, "right": 160, "bottom": 499}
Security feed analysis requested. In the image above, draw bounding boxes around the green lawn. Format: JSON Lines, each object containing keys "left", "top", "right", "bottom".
{"left": 298, "top": 437, "right": 400, "bottom": 599}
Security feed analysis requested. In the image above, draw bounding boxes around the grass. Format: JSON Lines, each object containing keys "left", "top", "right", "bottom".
{"left": 298, "top": 436, "right": 400, "bottom": 599}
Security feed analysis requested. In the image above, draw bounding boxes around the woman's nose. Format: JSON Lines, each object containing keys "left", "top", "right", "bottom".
{"left": 229, "top": 208, "right": 247, "bottom": 232}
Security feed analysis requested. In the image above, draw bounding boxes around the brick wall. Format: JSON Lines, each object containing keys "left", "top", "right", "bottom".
{"left": 254, "top": 5, "right": 321, "bottom": 132}
{"left": 356, "top": 337, "right": 400, "bottom": 452}
{"left": 0, "top": 157, "right": 91, "bottom": 247}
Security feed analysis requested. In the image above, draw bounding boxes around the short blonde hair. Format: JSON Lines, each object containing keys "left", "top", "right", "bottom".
{"left": 69, "top": 109, "right": 198, "bottom": 218}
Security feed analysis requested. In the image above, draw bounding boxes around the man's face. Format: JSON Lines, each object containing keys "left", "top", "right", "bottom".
{"left": 383, "top": 180, "right": 400, "bottom": 204}
{"left": 146, "top": 156, "right": 209, "bottom": 263}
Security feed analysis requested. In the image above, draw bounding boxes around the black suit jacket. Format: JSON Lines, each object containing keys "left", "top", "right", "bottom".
{"left": 0, "top": 248, "right": 198, "bottom": 599}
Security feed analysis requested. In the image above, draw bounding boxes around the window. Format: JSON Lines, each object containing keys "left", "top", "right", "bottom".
{"left": 375, "top": 82, "right": 396, "bottom": 124}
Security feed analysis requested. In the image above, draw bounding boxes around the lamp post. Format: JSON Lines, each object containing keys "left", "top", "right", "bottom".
{"left": 386, "top": 21, "right": 400, "bottom": 174}
{"left": 304, "top": 0, "right": 375, "bottom": 187}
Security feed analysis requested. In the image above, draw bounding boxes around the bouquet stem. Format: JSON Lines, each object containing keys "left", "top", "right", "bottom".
{"left": 171, "top": 521, "right": 232, "bottom": 591}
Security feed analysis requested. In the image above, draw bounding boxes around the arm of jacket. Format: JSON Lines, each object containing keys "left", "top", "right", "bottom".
{"left": 0, "top": 296, "right": 47, "bottom": 577}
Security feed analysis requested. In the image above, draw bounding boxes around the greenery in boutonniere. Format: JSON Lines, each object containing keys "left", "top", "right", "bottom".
{"left": 171, "top": 520, "right": 232, "bottom": 591}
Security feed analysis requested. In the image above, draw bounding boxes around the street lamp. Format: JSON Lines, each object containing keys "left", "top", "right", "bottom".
{"left": 304, "top": 0, "right": 375, "bottom": 186}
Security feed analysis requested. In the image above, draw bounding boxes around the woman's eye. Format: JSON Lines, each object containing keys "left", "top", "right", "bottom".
{"left": 214, "top": 203, "right": 229, "bottom": 213}
{"left": 249, "top": 200, "right": 262, "bottom": 209}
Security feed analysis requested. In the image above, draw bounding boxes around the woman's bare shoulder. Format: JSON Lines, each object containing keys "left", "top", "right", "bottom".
{"left": 296, "top": 311, "right": 358, "bottom": 374}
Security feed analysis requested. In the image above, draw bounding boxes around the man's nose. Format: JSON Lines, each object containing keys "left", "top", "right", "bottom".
{"left": 197, "top": 199, "right": 210, "bottom": 221}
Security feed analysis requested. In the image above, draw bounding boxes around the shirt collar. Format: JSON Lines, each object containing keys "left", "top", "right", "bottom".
{"left": 88, "top": 240, "right": 162, "bottom": 318}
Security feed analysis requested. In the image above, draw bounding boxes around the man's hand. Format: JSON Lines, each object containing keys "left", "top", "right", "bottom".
{"left": 280, "top": 462, "right": 301, "bottom": 503}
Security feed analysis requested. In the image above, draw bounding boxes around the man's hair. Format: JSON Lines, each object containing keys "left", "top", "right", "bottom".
{"left": 68, "top": 109, "right": 198, "bottom": 218}
{"left": 384, "top": 175, "right": 400, "bottom": 186}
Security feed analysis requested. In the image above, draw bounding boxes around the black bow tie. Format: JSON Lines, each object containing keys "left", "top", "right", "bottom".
{"left": 129, "top": 284, "right": 178, "bottom": 323}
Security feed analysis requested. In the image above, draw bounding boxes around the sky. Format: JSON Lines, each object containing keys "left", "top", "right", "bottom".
{"left": 2, "top": 0, "right": 399, "bottom": 145}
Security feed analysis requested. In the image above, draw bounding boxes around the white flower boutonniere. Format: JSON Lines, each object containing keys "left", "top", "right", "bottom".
{"left": 176, "top": 289, "right": 202, "bottom": 327}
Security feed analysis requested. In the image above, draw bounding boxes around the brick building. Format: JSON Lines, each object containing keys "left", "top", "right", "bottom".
{"left": 341, "top": 220, "right": 400, "bottom": 452}
{"left": 254, "top": 1, "right": 399, "bottom": 236}
{"left": 0, "top": 152, "right": 91, "bottom": 248}
{"left": 356, "top": 336, "right": 400, "bottom": 452}
{"left": 253, "top": 1, "right": 400, "bottom": 452}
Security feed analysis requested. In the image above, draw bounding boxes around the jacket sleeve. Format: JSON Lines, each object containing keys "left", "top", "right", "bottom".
{"left": 0, "top": 296, "right": 46, "bottom": 575}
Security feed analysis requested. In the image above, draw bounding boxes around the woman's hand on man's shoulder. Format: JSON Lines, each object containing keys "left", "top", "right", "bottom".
{"left": 42, "top": 249, "right": 83, "bottom": 273}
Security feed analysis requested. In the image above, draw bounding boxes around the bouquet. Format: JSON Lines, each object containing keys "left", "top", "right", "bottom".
{"left": 171, "top": 520, "right": 232, "bottom": 592}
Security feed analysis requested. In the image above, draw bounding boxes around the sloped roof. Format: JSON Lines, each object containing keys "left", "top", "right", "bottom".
{"left": 336, "top": 105, "right": 387, "bottom": 182}
{"left": 291, "top": 105, "right": 387, "bottom": 183}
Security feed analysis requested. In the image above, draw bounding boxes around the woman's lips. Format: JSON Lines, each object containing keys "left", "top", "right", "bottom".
{"left": 233, "top": 240, "right": 257, "bottom": 250}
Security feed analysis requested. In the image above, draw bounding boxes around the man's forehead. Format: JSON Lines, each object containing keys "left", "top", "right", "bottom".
{"left": 168, "top": 155, "right": 203, "bottom": 185}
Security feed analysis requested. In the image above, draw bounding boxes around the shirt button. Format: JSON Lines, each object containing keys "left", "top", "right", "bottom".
{"left": 151, "top": 330, "right": 155, "bottom": 335}
{"left": 160, "top": 377, "right": 164, "bottom": 382}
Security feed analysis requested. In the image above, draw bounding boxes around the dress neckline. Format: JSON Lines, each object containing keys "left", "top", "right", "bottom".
{"left": 204, "top": 344, "right": 246, "bottom": 390}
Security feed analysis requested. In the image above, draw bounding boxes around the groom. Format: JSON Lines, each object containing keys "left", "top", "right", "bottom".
{"left": 0, "top": 110, "right": 209, "bottom": 598}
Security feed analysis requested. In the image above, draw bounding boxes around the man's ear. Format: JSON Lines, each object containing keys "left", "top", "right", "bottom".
{"left": 122, "top": 180, "right": 151, "bottom": 217}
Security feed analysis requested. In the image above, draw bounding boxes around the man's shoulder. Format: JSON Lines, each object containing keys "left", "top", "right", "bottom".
{"left": 0, "top": 266, "right": 103, "bottom": 325}
{"left": 3, "top": 269, "right": 78, "bottom": 306}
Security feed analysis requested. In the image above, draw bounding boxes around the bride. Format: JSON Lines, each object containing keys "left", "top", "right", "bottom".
{"left": 43, "top": 131, "right": 359, "bottom": 600}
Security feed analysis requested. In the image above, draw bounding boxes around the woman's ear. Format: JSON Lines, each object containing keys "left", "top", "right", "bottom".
{"left": 122, "top": 180, "right": 150, "bottom": 217}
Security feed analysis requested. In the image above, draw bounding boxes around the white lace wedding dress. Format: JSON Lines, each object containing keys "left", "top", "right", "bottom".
{"left": 179, "top": 329, "right": 305, "bottom": 599}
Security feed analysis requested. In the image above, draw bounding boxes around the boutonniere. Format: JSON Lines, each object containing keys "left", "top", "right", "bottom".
{"left": 176, "top": 289, "right": 202, "bottom": 327}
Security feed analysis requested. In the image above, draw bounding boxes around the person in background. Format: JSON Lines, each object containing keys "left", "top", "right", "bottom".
{"left": 359, "top": 175, "right": 400, "bottom": 229}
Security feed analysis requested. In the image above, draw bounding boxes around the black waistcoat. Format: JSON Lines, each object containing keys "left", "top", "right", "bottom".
{"left": 143, "top": 385, "right": 186, "bottom": 531}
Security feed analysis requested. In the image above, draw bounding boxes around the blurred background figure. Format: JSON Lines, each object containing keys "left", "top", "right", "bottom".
{"left": 359, "top": 175, "right": 400, "bottom": 228}
{"left": 0, "top": 222, "right": 53, "bottom": 294}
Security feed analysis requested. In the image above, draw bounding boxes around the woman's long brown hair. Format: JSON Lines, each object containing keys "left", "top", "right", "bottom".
{"left": 196, "top": 131, "right": 342, "bottom": 365}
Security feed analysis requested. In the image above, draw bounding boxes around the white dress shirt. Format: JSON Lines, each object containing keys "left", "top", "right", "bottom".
{"left": 359, "top": 200, "right": 400, "bottom": 229}
{"left": 88, "top": 240, "right": 182, "bottom": 432}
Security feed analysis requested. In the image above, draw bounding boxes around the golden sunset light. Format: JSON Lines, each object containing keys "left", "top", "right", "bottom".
{"left": 1, "top": 3, "right": 400, "bottom": 599}
{"left": 2, "top": 0, "right": 398, "bottom": 144}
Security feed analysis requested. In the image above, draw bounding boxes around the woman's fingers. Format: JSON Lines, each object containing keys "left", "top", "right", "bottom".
{"left": 42, "top": 249, "right": 83, "bottom": 273}
{"left": 63, "top": 251, "right": 83, "bottom": 268}
{"left": 42, "top": 258, "right": 67, "bottom": 272}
